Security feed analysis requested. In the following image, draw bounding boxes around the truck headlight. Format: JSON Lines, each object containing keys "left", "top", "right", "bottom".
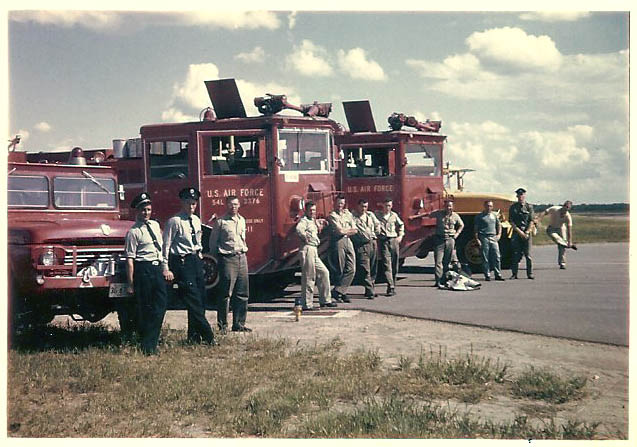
{"left": 40, "top": 249, "right": 58, "bottom": 266}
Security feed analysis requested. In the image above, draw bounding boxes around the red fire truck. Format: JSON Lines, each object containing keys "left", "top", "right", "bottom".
{"left": 8, "top": 148, "right": 132, "bottom": 334}
{"left": 336, "top": 101, "right": 445, "bottom": 262}
{"left": 111, "top": 79, "right": 342, "bottom": 296}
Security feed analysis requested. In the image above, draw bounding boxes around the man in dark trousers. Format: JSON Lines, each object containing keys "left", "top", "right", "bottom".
{"left": 209, "top": 195, "right": 252, "bottom": 334}
{"left": 509, "top": 187, "right": 536, "bottom": 280}
{"left": 124, "top": 192, "right": 168, "bottom": 355}
{"left": 162, "top": 187, "right": 215, "bottom": 344}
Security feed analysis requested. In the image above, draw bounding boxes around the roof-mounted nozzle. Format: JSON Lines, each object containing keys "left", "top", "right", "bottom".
{"left": 388, "top": 113, "right": 441, "bottom": 132}
{"left": 68, "top": 147, "right": 88, "bottom": 165}
{"left": 254, "top": 94, "right": 332, "bottom": 118}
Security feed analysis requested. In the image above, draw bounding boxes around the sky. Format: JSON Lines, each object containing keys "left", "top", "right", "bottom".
{"left": 5, "top": 4, "right": 632, "bottom": 204}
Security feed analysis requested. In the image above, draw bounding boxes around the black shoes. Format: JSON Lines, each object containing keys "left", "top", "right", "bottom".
{"left": 322, "top": 302, "right": 338, "bottom": 308}
{"left": 495, "top": 275, "right": 505, "bottom": 281}
{"left": 509, "top": 274, "right": 518, "bottom": 280}
{"left": 560, "top": 265, "right": 566, "bottom": 270}
{"left": 527, "top": 275, "right": 535, "bottom": 280}
{"left": 571, "top": 244, "right": 578, "bottom": 250}
{"left": 232, "top": 326, "right": 252, "bottom": 332}
{"left": 386, "top": 288, "right": 396, "bottom": 297}
{"left": 331, "top": 289, "right": 349, "bottom": 302}
{"left": 364, "top": 293, "right": 375, "bottom": 299}
{"left": 484, "top": 276, "right": 491, "bottom": 282}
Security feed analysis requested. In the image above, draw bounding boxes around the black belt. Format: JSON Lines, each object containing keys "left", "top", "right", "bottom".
{"left": 135, "top": 260, "right": 161, "bottom": 266}
{"left": 170, "top": 252, "right": 200, "bottom": 259}
{"left": 221, "top": 252, "right": 244, "bottom": 258}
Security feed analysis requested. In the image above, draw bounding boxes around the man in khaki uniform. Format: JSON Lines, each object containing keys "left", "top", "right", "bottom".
{"left": 352, "top": 198, "right": 380, "bottom": 299}
{"left": 536, "top": 200, "right": 577, "bottom": 269}
{"left": 296, "top": 201, "right": 337, "bottom": 310}
{"left": 375, "top": 198, "right": 404, "bottom": 296}
{"left": 328, "top": 194, "right": 358, "bottom": 302}
{"left": 428, "top": 199, "right": 464, "bottom": 287}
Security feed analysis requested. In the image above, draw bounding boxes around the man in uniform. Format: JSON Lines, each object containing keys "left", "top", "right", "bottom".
{"left": 375, "top": 198, "right": 405, "bottom": 296}
{"left": 124, "top": 192, "right": 168, "bottom": 355}
{"left": 536, "top": 200, "right": 577, "bottom": 269}
{"left": 474, "top": 200, "right": 504, "bottom": 281}
{"left": 352, "top": 198, "right": 380, "bottom": 299}
{"left": 163, "top": 187, "right": 215, "bottom": 344}
{"left": 209, "top": 195, "right": 251, "bottom": 333}
{"left": 296, "top": 201, "right": 337, "bottom": 310}
{"left": 429, "top": 199, "right": 464, "bottom": 287}
{"left": 509, "top": 187, "right": 535, "bottom": 279}
{"left": 328, "top": 194, "right": 358, "bottom": 303}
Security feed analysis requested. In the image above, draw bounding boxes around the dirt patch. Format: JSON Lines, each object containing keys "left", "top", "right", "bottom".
{"left": 90, "top": 309, "right": 628, "bottom": 438}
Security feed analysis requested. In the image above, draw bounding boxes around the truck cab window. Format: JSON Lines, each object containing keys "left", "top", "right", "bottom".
{"left": 8, "top": 175, "right": 49, "bottom": 207}
{"left": 149, "top": 140, "right": 189, "bottom": 180}
{"left": 345, "top": 147, "right": 392, "bottom": 178}
{"left": 53, "top": 177, "right": 117, "bottom": 209}
{"left": 277, "top": 129, "right": 330, "bottom": 172}
{"left": 203, "top": 135, "right": 263, "bottom": 176}
{"left": 405, "top": 143, "right": 441, "bottom": 176}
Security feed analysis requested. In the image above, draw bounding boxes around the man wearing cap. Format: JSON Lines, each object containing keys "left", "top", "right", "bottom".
{"left": 427, "top": 199, "right": 464, "bottom": 287}
{"left": 508, "top": 188, "right": 536, "bottom": 279}
{"left": 209, "top": 195, "right": 252, "bottom": 333}
{"left": 328, "top": 194, "right": 358, "bottom": 303}
{"left": 352, "top": 198, "right": 381, "bottom": 299}
{"left": 296, "top": 201, "right": 337, "bottom": 310}
{"left": 536, "top": 200, "right": 577, "bottom": 269}
{"left": 163, "top": 187, "right": 215, "bottom": 344}
{"left": 376, "top": 198, "right": 405, "bottom": 296}
{"left": 124, "top": 192, "right": 167, "bottom": 355}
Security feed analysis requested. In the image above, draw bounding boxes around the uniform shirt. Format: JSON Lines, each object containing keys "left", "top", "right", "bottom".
{"left": 375, "top": 210, "right": 405, "bottom": 239}
{"left": 328, "top": 209, "right": 356, "bottom": 240}
{"left": 544, "top": 206, "right": 572, "bottom": 228}
{"left": 431, "top": 210, "right": 464, "bottom": 238}
{"left": 296, "top": 215, "right": 321, "bottom": 247}
{"left": 352, "top": 210, "right": 380, "bottom": 243}
{"left": 209, "top": 213, "right": 248, "bottom": 256}
{"left": 162, "top": 212, "right": 203, "bottom": 266}
{"left": 474, "top": 211, "right": 501, "bottom": 237}
{"left": 509, "top": 202, "right": 535, "bottom": 232}
{"left": 125, "top": 219, "right": 164, "bottom": 262}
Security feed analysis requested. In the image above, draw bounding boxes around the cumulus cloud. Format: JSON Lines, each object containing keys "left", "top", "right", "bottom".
{"left": 288, "top": 11, "right": 298, "bottom": 30}
{"left": 286, "top": 40, "right": 334, "bottom": 77}
{"left": 171, "top": 63, "right": 221, "bottom": 110}
{"left": 10, "top": 10, "right": 281, "bottom": 32}
{"left": 336, "top": 48, "right": 387, "bottom": 81}
{"left": 161, "top": 108, "right": 198, "bottom": 123}
{"left": 519, "top": 11, "right": 591, "bottom": 22}
{"left": 34, "top": 122, "right": 52, "bottom": 132}
{"left": 235, "top": 46, "right": 266, "bottom": 63}
{"left": 466, "top": 27, "right": 562, "bottom": 72}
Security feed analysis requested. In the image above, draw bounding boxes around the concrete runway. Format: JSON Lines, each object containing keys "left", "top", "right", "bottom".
{"left": 250, "top": 242, "right": 629, "bottom": 346}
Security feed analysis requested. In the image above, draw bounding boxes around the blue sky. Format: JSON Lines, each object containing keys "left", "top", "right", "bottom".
{"left": 6, "top": 5, "right": 631, "bottom": 204}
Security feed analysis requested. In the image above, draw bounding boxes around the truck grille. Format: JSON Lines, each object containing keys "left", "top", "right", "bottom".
{"left": 63, "top": 248, "right": 126, "bottom": 270}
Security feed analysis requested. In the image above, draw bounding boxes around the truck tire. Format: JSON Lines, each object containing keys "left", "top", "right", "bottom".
{"left": 455, "top": 216, "right": 483, "bottom": 273}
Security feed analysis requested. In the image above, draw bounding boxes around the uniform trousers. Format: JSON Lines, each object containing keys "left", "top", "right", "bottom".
{"left": 298, "top": 245, "right": 331, "bottom": 309}
{"left": 511, "top": 234, "right": 533, "bottom": 277}
{"left": 546, "top": 226, "right": 568, "bottom": 267}
{"left": 329, "top": 236, "right": 355, "bottom": 294}
{"left": 355, "top": 240, "right": 378, "bottom": 295}
{"left": 133, "top": 261, "right": 167, "bottom": 354}
{"left": 169, "top": 254, "right": 215, "bottom": 343}
{"left": 378, "top": 237, "right": 400, "bottom": 289}
{"left": 478, "top": 235, "right": 501, "bottom": 277}
{"left": 217, "top": 253, "right": 249, "bottom": 330}
{"left": 434, "top": 235, "right": 455, "bottom": 283}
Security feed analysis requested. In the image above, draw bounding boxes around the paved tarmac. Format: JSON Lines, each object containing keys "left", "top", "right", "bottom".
{"left": 250, "top": 242, "right": 629, "bottom": 346}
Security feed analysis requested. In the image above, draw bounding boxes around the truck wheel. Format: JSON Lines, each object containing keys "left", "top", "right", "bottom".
{"left": 456, "top": 231, "right": 483, "bottom": 273}
{"left": 202, "top": 254, "right": 220, "bottom": 290}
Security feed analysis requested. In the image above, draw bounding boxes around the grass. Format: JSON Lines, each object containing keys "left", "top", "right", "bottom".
{"left": 533, "top": 213, "right": 628, "bottom": 246}
{"left": 8, "top": 324, "right": 600, "bottom": 439}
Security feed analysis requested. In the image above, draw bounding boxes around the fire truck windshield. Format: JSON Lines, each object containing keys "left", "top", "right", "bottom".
{"left": 8, "top": 175, "right": 49, "bottom": 208}
{"left": 277, "top": 129, "right": 331, "bottom": 172}
{"left": 345, "top": 146, "right": 393, "bottom": 178}
{"left": 53, "top": 176, "right": 117, "bottom": 209}
{"left": 405, "top": 143, "right": 441, "bottom": 177}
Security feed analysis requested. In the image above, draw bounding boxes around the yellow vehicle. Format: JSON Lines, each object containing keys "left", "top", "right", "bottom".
{"left": 444, "top": 165, "right": 516, "bottom": 272}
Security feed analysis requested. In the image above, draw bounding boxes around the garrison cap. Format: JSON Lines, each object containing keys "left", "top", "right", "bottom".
{"left": 515, "top": 187, "right": 527, "bottom": 195}
{"left": 131, "top": 192, "right": 152, "bottom": 209}
{"left": 179, "top": 187, "right": 201, "bottom": 200}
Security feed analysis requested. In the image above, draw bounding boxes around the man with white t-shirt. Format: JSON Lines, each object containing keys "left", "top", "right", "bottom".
{"left": 537, "top": 201, "right": 578, "bottom": 269}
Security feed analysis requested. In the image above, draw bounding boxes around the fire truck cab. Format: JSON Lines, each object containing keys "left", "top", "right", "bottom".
{"left": 336, "top": 101, "right": 446, "bottom": 262}
{"left": 112, "top": 79, "right": 342, "bottom": 297}
{"left": 8, "top": 148, "right": 131, "bottom": 333}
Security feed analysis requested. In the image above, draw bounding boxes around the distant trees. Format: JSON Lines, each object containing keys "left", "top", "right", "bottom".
{"left": 534, "top": 203, "right": 629, "bottom": 213}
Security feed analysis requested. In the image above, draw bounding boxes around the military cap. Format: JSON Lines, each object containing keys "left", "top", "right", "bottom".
{"left": 131, "top": 192, "right": 152, "bottom": 209}
{"left": 179, "top": 187, "right": 201, "bottom": 200}
{"left": 515, "top": 187, "right": 527, "bottom": 195}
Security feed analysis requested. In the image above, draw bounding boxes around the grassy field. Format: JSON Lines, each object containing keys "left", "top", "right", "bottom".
{"left": 533, "top": 213, "right": 628, "bottom": 246}
{"left": 8, "top": 324, "right": 598, "bottom": 439}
